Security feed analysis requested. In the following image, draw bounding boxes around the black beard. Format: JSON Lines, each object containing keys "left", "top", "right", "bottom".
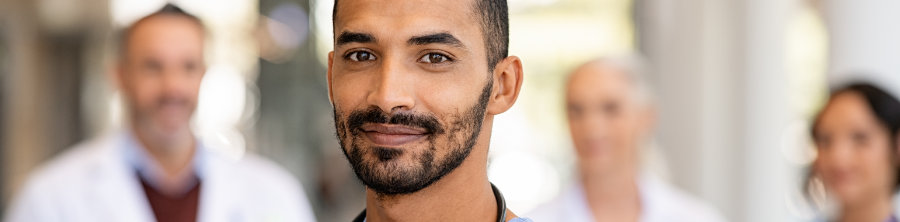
{"left": 333, "top": 79, "right": 493, "bottom": 196}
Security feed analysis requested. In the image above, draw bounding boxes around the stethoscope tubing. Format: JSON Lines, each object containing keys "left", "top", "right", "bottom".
{"left": 351, "top": 183, "right": 508, "bottom": 222}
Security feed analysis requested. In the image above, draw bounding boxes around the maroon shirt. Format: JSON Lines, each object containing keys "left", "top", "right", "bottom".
{"left": 139, "top": 175, "right": 201, "bottom": 222}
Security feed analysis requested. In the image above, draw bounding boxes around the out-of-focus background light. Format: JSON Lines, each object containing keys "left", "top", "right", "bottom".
{"left": 312, "top": 0, "right": 333, "bottom": 67}
{"left": 110, "top": 0, "right": 167, "bottom": 27}
{"left": 488, "top": 152, "right": 560, "bottom": 213}
{"left": 782, "top": 2, "right": 828, "bottom": 221}
{"left": 196, "top": 65, "right": 249, "bottom": 132}
{"left": 259, "top": 2, "right": 309, "bottom": 63}
{"left": 195, "top": 65, "right": 250, "bottom": 160}
{"left": 268, "top": 3, "right": 309, "bottom": 50}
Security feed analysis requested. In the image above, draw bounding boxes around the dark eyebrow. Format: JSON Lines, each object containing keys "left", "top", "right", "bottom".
{"left": 336, "top": 31, "right": 376, "bottom": 46}
{"left": 408, "top": 33, "right": 463, "bottom": 48}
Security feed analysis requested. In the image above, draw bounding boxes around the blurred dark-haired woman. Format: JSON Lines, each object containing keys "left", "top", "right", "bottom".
{"left": 809, "top": 83, "right": 900, "bottom": 222}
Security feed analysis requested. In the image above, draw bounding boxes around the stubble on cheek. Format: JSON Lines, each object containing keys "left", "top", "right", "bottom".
{"left": 331, "top": 78, "right": 492, "bottom": 195}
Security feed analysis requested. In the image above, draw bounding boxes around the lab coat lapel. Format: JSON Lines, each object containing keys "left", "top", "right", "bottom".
{"left": 196, "top": 148, "right": 245, "bottom": 222}
{"left": 637, "top": 175, "right": 661, "bottom": 222}
{"left": 90, "top": 132, "right": 156, "bottom": 222}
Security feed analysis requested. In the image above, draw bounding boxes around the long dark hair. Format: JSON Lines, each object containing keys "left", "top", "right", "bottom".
{"left": 806, "top": 82, "right": 900, "bottom": 200}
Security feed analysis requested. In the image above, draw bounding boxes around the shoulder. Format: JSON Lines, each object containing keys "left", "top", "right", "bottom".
{"left": 641, "top": 177, "right": 727, "bottom": 222}
{"left": 524, "top": 196, "right": 566, "bottom": 221}
{"left": 19, "top": 135, "right": 116, "bottom": 195}
{"left": 204, "top": 151, "right": 307, "bottom": 199}
{"left": 5, "top": 134, "right": 119, "bottom": 221}
{"left": 228, "top": 154, "right": 306, "bottom": 193}
{"left": 206, "top": 152, "right": 316, "bottom": 221}
{"left": 524, "top": 184, "right": 593, "bottom": 222}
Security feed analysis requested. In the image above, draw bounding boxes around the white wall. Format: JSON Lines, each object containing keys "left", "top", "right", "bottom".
{"left": 822, "top": 0, "right": 900, "bottom": 96}
{"left": 636, "top": 0, "right": 796, "bottom": 221}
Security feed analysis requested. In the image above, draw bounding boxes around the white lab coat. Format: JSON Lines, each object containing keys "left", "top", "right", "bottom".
{"left": 4, "top": 130, "right": 317, "bottom": 222}
{"left": 526, "top": 174, "right": 727, "bottom": 222}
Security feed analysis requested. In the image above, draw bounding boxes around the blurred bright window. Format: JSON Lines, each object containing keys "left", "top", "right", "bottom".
{"left": 781, "top": 1, "right": 828, "bottom": 219}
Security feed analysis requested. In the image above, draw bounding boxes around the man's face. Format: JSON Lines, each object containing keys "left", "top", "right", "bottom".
{"left": 119, "top": 15, "right": 205, "bottom": 136}
{"left": 329, "top": 0, "right": 492, "bottom": 195}
{"left": 566, "top": 63, "right": 652, "bottom": 173}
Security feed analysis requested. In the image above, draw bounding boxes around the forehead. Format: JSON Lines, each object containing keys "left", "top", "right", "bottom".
{"left": 127, "top": 15, "right": 204, "bottom": 53}
{"left": 813, "top": 91, "right": 891, "bottom": 137}
{"left": 334, "top": 0, "right": 481, "bottom": 43}
{"left": 567, "top": 63, "right": 635, "bottom": 100}
{"left": 821, "top": 92, "right": 874, "bottom": 122}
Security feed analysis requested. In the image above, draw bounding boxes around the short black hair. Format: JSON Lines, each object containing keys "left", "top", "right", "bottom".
{"left": 839, "top": 84, "right": 900, "bottom": 136}
{"left": 117, "top": 3, "right": 206, "bottom": 60}
{"left": 332, "top": 0, "right": 509, "bottom": 71}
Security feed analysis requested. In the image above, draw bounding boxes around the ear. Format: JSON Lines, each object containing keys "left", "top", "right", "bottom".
{"left": 486, "top": 56, "right": 524, "bottom": 115}
{"left": 327, "top": 51, "right": 336, "bottom": 106}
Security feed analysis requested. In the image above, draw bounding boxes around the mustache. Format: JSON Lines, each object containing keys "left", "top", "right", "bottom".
{"left": 347, "top": 107, "right": 445, "bottom": 135}
{"left": 154, "top": 95, "right": 191, "bottom": 110}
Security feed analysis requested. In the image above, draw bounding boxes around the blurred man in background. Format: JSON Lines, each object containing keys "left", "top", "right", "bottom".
{"left": 527, "top": 56, "right": 725, "bottom": 222}
{"left": 328, "top": 0, "right": 531, "bottom": 221}
{"left": 4, "top": 4, "right": 315, "bottom": 222}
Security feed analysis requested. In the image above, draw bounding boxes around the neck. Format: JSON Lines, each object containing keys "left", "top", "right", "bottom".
{"left": 130, "top": 124, "right": 196, "bottom": 179}
{"left": 364, "top": 122, "right": 517, "bottom": 222}
{"left": 839, "top": 195, "right": 893, "bottom": 222}
{"left": 579, "top": 162, "right": 641, "bottom": 222}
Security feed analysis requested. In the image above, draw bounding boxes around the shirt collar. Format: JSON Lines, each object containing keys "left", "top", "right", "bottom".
{"left": 120, "top": 129, "right": 206, "bottom": 195}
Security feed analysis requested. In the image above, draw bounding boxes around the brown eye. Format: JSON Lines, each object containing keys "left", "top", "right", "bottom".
{"left": 348, "top": 51, "right": 375, "bottom": 61}
{"left": 419, "top": 53, "right": 449, "bottom": 63}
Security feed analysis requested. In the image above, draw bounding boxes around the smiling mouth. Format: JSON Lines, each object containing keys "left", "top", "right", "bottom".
{"left": 361, "top": 123, "right": 429, "bottom": 147}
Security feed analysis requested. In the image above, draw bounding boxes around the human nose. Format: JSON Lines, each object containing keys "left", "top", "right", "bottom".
{"left": 160, "top": 66, "right": 192, "bottom": 95}
{"left": 366, "top": 56, "right": 416, "bottom": 114}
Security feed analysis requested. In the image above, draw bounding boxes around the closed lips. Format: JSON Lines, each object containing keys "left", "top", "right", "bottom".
{"left": 361, "top": 124, "right": 429, "bottom": 146}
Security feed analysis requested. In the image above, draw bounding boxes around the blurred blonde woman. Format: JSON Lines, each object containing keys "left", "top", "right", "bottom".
{"left": 809, "top": 83, "right": 900, "bottom": 222}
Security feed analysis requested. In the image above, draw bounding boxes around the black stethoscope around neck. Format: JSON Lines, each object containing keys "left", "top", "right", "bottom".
{"left": 351, "top": 183, "right": 508, "bottom": 222}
